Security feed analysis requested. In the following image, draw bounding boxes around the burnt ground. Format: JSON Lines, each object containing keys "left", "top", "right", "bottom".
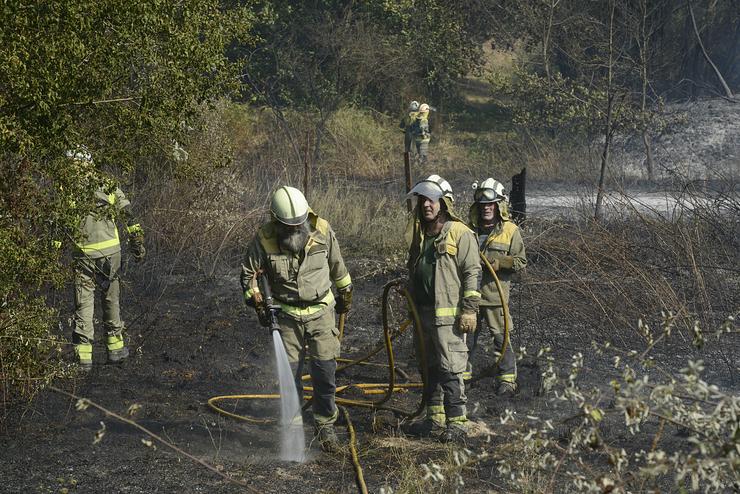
{"left": 0, "top": 251, "right": 737, "bottom": 493}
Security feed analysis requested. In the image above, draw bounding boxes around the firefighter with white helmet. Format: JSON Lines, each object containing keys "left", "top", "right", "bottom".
{"left": 240, "top": 186, "right": 352, "bottom": 452}
{"left": 400, "top": 100, "right": 420, "bottom": 154}
{"left": 404, "top": 175, "right": 481, "bottom": 444}
{"left": 61, "top": 148, "right": 145, "bottom": 370}
{"left": 467, "top": 178, "right": 527, "bottom": 395}
{"left": 412, "top": 104, "right": 432, "bottom": 165}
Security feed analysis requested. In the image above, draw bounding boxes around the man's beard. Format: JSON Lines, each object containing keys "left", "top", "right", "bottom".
{"left": 277, "top": 222, "right": 311, "bottom": 254}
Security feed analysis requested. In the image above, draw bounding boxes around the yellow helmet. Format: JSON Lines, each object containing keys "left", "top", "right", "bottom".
{"left": 270, "top": 186, "right": 309, "bottom": 226}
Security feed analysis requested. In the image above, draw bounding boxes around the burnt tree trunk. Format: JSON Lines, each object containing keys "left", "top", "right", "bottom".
{"left": 510, "top": 168, "right": 527, "bottom": 224}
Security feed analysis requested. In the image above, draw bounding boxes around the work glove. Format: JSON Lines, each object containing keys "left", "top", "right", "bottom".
{"left": 491, "top": 255, "right": 514, "bottom": 271}
{"left": 458, "top": 310, "right": 477, "bottom": 334}
{"left": 335, "top": 284, "right": 353, "bottom": 314}
{"left": 128, "top": 234, "right": 146, "bottom": 262}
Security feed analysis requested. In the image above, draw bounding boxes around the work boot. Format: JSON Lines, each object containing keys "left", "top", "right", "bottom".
{"left": 496, "top": 381, "right": 517, "bottom": 397}
{"left": 107, "top": 346, "right": 129, "bottom": 364}
{"left": 315, "top": 424, "right": 341, "bottom": 453}
{"left": 405, "top": 418, "right": 444, "bottom": 438}
{"left": 440, "top": 423, "right": 467, "bottom": 445}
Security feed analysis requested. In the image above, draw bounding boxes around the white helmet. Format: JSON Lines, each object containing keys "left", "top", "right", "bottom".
{"left": 65, "top": 146, "right": 93, "bottom": 163}
{"left": 407, "top": 174, "right": 454, "bottom": 202}
{"left": 419, "top": 103, "right": 430, "bottom": 113}
{"left": 270, "top": 186, "right": 309, "bottom": 226}
{"left": 409, "top": 100, "right": 420, "bottom": 112}
{"left": 472, "top": 178, "right": 507, "bottom": 203}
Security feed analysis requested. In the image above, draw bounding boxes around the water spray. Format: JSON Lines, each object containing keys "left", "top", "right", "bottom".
{"left": 258, "top": 274, "right": 306, "bottom": 463}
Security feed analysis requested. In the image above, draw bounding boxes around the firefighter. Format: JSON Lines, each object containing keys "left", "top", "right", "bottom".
{"left": 467, "top": 178, "right": 527, "bottom": 395}
{"left": 65, "top": 148, "right": 145, "bottom": 370}
{"left": 413, "top": 104, "right": 432, "bottom": 165}
{"left": 404, "top": 175, "right": 481, "bottom": 444}
{"left": 399, "top": 100, "right": 420, "bottom": 154}
{"left": 240, "top": 186, "right": 352, "bottom": 453}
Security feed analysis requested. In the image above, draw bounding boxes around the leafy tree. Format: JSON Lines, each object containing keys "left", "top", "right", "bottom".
{"left": 0, "top": 0, "right": 259, "bottom": 404}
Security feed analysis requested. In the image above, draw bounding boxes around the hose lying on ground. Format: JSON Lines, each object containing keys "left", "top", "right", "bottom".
{"left": 208, "top": 280, "right": 428, "bottom": 422}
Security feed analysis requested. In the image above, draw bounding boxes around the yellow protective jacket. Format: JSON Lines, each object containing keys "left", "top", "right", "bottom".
{"left": 240, "top": 211, "right": 352, "bottom": 319}
{"left": 468, "top": 202, "right": 527, "bottom": 307}
{"left": 75, "top": 186, "right": 133, "bottom": 259}
{"left": 413, "top": 114, "right": 430, "bottom": 144}
{"left": 406, "top": 208, "right": 481, "bottom": 325}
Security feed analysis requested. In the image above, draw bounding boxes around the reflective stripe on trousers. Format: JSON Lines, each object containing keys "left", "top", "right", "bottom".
{"left": 75, "top": 343, "right": 93, "bottom": 364}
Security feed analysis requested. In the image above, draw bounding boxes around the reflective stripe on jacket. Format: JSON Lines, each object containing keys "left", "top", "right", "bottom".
{"left": 240, "top": 211, "right": 351, "bottom": 318}
{"left": 406, "top": 211, "right": 481, "bottom": 325}
{"left": 75, "top": 187, "right": 130, "bottom": 259}
{"left": 468, "top": 204, "right": 527, "bottom": 307}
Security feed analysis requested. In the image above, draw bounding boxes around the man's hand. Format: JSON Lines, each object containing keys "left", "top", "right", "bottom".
{"left": 335, "top": 284, "right": 353, "bottom": 314}
{"left": 458, "top": 310, "right": 477, "bottom": 333}
{"left": 128, "top": 234, "right": 146, "bottom": 262}
{"left": 490, "top": 256, "right": 514, "bottom": 271}
{"left": 246, "top": 291, "right": 271, "bottom": 327}
{"left": 256, "top": 305, "right": 271, "bottom": 327}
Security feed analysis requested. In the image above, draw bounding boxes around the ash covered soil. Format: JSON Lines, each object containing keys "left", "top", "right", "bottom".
{"left": 0, "top": 253, "right": 736, "bottom": 493}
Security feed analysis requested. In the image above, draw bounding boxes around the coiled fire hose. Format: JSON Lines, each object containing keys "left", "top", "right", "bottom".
{"left": 208, "top": 280, "right": 428, "bottom": 422}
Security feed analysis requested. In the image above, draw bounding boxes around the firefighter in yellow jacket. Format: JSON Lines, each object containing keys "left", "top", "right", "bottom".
{"left": 404, "top": 175, "right": 481, "bottom": 444}
{"left": 65, "top": 149, "right": 146, "bottom": 370}
{"left": 412, "top": 103, "right": 432, "bottom": 165}
{"left": 240, "top": 186, "right": 352, "bottom": 452}
{"left": 467, "top": 178, "right": 527, "bottom": 395}
{"left": 399, "top": 100, "right": 420, "bottom": 153}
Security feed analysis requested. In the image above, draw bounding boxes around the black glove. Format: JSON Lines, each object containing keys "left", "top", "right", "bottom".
{"left": 335, "top": 285, "right": 353, "bottom": 314}
{"left": 128, "top": 234, "right": 146, "bottom": 262}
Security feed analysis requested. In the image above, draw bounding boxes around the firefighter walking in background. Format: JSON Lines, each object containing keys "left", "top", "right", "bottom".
{"left": 65, "top": 149, "right": 146, "bottom": 371}
{"left": 240, "top": 186, "right": 353, "bottom": 453}
{"left": 404, "top": 175, "right": 481, "bottom": 444}
{"left": 467, "top": 178, "right": 527, "bottom": 395}
{"left": 413, "top": 103, "right": 432, "bottom": 166}
{"left": 400, "top": 100, "right": 420, "bottom": 154}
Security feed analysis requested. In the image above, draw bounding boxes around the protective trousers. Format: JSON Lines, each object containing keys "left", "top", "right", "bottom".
{"left": 72, "top": 252, "right": 125, "bottom": 363}
{"left": 414, "top": 308, "right": 467, "bottom": 424}
{"left": 478, "top": 306, "right": 517, "bottom": 383}
{"left": 415, "top": 141, "right": 429, "bottom": 165}
{"left": 404, "top": 133, "right": 413, "bottom": 153}
{"left": 278, "top": 309, "right": 340, "bottom": 426}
